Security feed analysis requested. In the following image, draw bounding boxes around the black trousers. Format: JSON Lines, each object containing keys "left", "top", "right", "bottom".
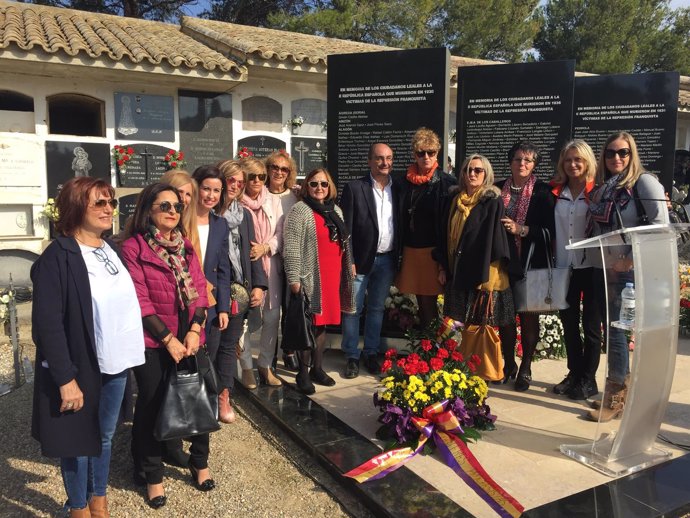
{"left": 131, "top": 348, "right": 210, "bottom": 484}
{"left": 559, "top": 267, "right": 603, "bottom": 381}
{"left": 207, "top": 313, "right": 244, "bottom": 391}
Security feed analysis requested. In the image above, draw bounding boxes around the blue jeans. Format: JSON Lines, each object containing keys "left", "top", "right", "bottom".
{"left": 61, "top": 370, "right": 128, "bottom": 509}
{"left": 341, "top": 252, "right": 396, "bottom": 360}
{"left": 600, "top": 269, "right": 633, "bottom": 384}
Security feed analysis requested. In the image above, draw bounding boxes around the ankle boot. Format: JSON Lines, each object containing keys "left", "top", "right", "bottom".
{"left": 241, "top": 369, "right": 257, "bottom": 389}
{"left": 258, "top": 367, "right": 282, "bottom": 386}
{"left": 69, "top": 507, "right": 91, "bottom": 518}
{"left": 88, "top": 495, "right": 109, "bottom": 518}
{"left": 218, "top": 388, "right": 236, "bottom": 423}
{"left": 591, "top": 374, "right": 629, "bottom": 409}
{"left": 586, "top": 379, "right": 626, "bottom": 422}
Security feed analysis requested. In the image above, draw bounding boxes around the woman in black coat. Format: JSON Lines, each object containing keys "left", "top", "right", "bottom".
{"left": 495, "top": 141, "right": 555, "bottom": 391}
{"left": 215, "top": 160, "right": 268, "bottom": 422}
{"left": 31, "top": 177, "right": 145, "bottom": 518}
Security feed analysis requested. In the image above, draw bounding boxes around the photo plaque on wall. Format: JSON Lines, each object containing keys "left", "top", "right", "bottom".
{"left": 237, "top": 136, "right": 286, "bottom": 159}
{"left": 573, "top": 72, "right": 679, "bottom": 191}
{"left": 179, "top": 90, "right": 233, "bottom": 171}
{"left": 327, "top": 48, "right": 450, "bottom": 188}
{"left": 45, "top": 141, "right": 110, "bottom": 197}
{"left": 457, "top": 60, "right": 575, "bottom": 181}
{"left": 115, "top": 93, "right": 175, "bottom": 142}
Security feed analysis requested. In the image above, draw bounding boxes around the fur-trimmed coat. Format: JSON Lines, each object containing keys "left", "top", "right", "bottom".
{"left": 282, "top": 201, "right": 355, "bottom": 315}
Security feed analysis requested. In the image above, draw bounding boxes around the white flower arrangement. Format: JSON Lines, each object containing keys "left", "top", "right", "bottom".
{"left": 0, "top": 292, "right": 11, "bottom": 324}
{"left": 384, "top": 286, "right": 419, "bottom": 331}
{"left": 288, "top": 115, "right": 305, "bottom": 128}
{"left": 535, "top": 313, "right": 566, "bottom": 360}
{"left": 41, "top": 198, "right": 59, "bottom": 222}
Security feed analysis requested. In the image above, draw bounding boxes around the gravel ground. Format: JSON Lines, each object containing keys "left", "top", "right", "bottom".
{"left": 0, "top": 304, "right": 374, "bottom": 518}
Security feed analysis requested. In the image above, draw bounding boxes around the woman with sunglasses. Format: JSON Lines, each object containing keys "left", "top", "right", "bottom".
{"left": 31, "top": 177, "right": 145, "bottom": 518}
{"left": 215, "top": 160, "right": 268, "bottom": 418}
{"left": 495, "top": 141, "right": 555, "bottom": 391}
{"left": 435, "top": 155, "right": 513, "bottom": 367}
{"left": 587, "top": 131, "right": 668, "bottom": 422}
{"left": 265, "top": 150, "right": 301, "bottom": 372}
{"left": 121, "top": 183, "right": 212, "bottom": 507}
{"left": 550, "top": 140, "right": 602, "bottom": 401}
{"left": 283, "top": 168, "right": 355, "bottom": 394}
{"left": 237, "top": 157, "right": 284, "bottom": 387}
{"left": 396, "top": 127, "right": 456, "bottom": 328}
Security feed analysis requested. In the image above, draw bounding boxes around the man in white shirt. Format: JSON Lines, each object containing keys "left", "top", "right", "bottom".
{"left": 339, "top": 143, "right": 400, "bottom": 378}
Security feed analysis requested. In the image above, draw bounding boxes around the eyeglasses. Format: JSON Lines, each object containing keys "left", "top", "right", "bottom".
{"left": 90, "top": 199, "right": 118, "bottom": 209}
{"left": 308, "top": 181, "right": 329, "bottom": 189}
{"left": 153, "top": 201, "right": 184, "bottom": 214}
{"left": 226, "top": 177, "right": 245, "bottom": 188}
{"left": 248, "top": 173, "right": 267, "bottom": 182}
{"left": 512, "top": 157, "right": 535, "bottom": 164}
{"left": 269, "top": 164, "right": 291, "bottom": 174}
{"left": 466, "top": 167, "right": 485, "bottom": 175}
{"left": 604, "top": 148, "right": 631, "bottom": 160}
{"left": 415, "top": 150, "right": 438, "bottom": 158}
{"left": 93, "top": 246, "right": 119, "bottom": 275}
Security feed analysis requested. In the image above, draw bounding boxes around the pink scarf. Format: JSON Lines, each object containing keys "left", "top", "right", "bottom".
{"left": 241, "top": 186, "right": 272, "bottom": 276}
{"left": 500, "top": 174, "right": 536, "bottom": 255}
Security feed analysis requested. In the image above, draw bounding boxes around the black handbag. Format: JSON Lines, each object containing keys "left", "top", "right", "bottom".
{"left": 153, "top": 353, "right": 221, "bottom": 441}
{"left": 281, "top": 290, "right": 315, "bottom": 351}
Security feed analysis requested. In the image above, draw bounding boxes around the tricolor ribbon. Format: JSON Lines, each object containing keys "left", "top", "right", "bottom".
{"left": 344, "top": 400, "right": 524, "bottom": 518}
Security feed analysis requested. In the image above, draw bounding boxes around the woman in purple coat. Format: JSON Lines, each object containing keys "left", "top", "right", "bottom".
{"left": 121, "top": 183, "right": 212, "bottom": 508}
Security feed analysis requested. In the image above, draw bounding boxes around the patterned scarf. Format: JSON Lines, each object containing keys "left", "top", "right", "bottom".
{"left": 447, "top": 189, "right": 481, "bottom": 267}
{"left": 241, "top": 186, "right": 272, "bottom": 276}
{"left": 588, "top": 174, "right": 632, "bottom": 227}
{"left": 500, "top": 174, "right": 536, "bottom": 254}
{"left": 145, "top": 226, "right": 199, "bottom": 308}
{"left": 406, "top": 162, "right": 438, "bottom": 185}
{"left": 222, "top": 200, "right": 245, "bottom": 283}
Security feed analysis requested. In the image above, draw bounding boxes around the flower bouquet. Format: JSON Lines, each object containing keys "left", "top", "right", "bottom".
{"left": 680, "top": 263, "right": 690, "bottom": 333}
{"left": 345, "top": 319, "right": 523, "bottom": 517}
{"left": 236, "top": 147, "right": 254, "bottom": 159}
{"left": 112, "top": 145, "right": 134, "bottom": 173}
{"left": 288, "top": 115, "right": 305, "bottom": 128}
{"left": 384, "top": 286, "right": 419, "bottom": 332}
{"left": 164, "top": 149, "right": 186, "bottom": 170}
{"left": 41, "top": 198, "right": 59, "bottom": 222}
{"left": 535, "top": 314, "right": 566, "bottom": 359}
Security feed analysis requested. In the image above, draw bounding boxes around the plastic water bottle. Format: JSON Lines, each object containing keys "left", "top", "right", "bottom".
{"left": 619, "top": 283, "right": 635, "bottom": 327}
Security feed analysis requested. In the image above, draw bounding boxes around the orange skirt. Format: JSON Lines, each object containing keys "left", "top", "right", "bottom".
{"left": 395, "top": 246, "right": 443, "bottom": 296}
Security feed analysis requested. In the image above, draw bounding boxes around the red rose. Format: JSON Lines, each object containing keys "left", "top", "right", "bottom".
{"left": 381, "top": 359, "right": 392, "bottom": 372}
{"left": 178, "top": 152, "right": 184, "bottom": 159}
{"left": 436, "top": 348, "right": 449, "bottom": 359}
{"left": 445, "top": 339, "right": 458, "bottom": 351}
{"left": 171, "top": 161, "right": 177, "bottom": 168}
{"left": 404, "top": 363, "right": 419, "bottom": 376}
{"left": 385, "top": 349, "right": 397, "bottom": 359}
{"left": 117, "top": 159, "right": 124, "bottom": 166}
{"left": 467, "top": 361, "right": 477, "bottom": 373}
{"left": 407, "top": 353, "right": 420, "bottom": 364}
{"left": 429, "top": 358, "right": 443, "bottom": 371}
{"left": 127, "top": 147, "right": 134, "bottom": 154}
{"left": 123, "top": 155, "right": 130, "bottom": 161}
{"left": 471, "top": 354, "right": 481, "bottom": 365}
{"left": 417, "top": 361, "right": 430, "bottom": 374}
{"left": 396, "top": 358, "right": 406, "bottom": 368}
{"left": 420, "top": 339, "right": 432, "bottom": 351}
{"left": 451, "top": 351, "right": 463, "bottom": 361}
{"left": 169, "top": 149, "right": 176, "bottom": 154}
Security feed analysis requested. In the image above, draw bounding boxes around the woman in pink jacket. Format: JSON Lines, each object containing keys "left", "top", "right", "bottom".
{"left": 121, "top": 183, "right": 212, "bottom": 509}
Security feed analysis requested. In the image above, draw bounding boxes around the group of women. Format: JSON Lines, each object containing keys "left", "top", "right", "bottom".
{"left": 30, "top": 127, "right": 668, "bottom": 517}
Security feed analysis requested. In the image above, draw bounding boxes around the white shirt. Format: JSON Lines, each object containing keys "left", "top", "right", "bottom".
{"left": 79, "top": 242, "right": 145, "bottom": 374}
{"left": 554, "top": 185, "right": 592, "bottom": 269}
{"left": 198, "top": 223, "right": 210, "bottom": 266}
{"left": 370, "top": 174, "right": 394, "bottom": 253}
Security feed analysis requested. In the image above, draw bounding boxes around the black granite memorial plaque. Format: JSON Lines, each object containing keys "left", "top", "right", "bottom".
{"left": 237, "top": 136, "right": 286, "bottom": 159}
{"left": 290, "top": 138, "right": 327, "bottom": 177}
{"left": 115, "top": 92, "right": 175, "bottom": 142}
{"left": 573, "top": 72, "right": 679, "bottom": 191}
{"left": 45, "top": 141, "right": 110, "bottom": 197}
{"left": 117, "top": 192, "right": 140, "bottom": 232}
{"left": 179, "top": 90, "right": 233, "bottom": 171}
{"left": 116, "top": 143, "right": 171, "bottom": 187}
{"left": 327, "top": 48, "right": 450, "bottom": 188}
{"left": 457, "top": 60, "right": 575, "bottom": 181}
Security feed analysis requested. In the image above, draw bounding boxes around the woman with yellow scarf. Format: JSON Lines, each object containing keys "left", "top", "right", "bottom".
{"left": 435, "top": 155, "right": 515, "bottom": 368}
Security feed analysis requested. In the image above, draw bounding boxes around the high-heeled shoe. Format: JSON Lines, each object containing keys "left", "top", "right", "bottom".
{"left": 309, "top": 367, "right": 335, "bottom": 387}
{"left": 146, "top": 484, "right": 166, "bottom": 509}
{"left": 296, "top": 372, "right": 315, "bottom": 394}
{"left": 189, "top": 463, "right": 216, "bottom": 492}
{"left": 514, "top": 370, "right": 532, "bottom": 392}
{"left": 501, "top": 364, "right": 518, "bottom": 385}
{"left": 282, "top": 352, "right": 300, "bottom": 372}
{"left": 241, "top": 369, "right": 257, "bottom": 389}
{"left": 258, "top": 366, "right": 282, "bottom": 386}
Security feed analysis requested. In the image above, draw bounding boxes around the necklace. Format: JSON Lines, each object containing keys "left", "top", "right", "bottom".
{"left": 510, "top": 184, "right": 524, "bottom": 194}
{"left": 74, "top": 234, "right": 103, "bottom": 248}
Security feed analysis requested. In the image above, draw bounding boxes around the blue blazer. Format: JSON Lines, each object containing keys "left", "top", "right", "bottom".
{"left": 339, "top": 175, "right": 401, "bottom": 275}
{"left": 203, "top": 212, "right": 232, "bottom": 327}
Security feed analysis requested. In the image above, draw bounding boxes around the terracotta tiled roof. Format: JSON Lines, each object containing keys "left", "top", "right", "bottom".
{"left": 0, "top": 0, "right": 245, "bottom": 77}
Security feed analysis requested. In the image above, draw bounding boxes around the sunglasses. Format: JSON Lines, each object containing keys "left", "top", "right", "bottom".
{"left": 269, "top": 165, "right": 291, "bottom": 174}
{"left": 91, "top": 199, "right": 118, "bottom": 209}
{"left": 604, "top": 148, "right": 631, "bottom": 160}
{"left": 308, "top": 181, "right": 329, "bottom": 189}
{"left": 153, "top": 201, "right": 184, "bottom": 214}
{"left": 512, "top": 157, "right": 535, "bottom": 164}
{"left": 248, "top": 173, "right": 267, "bottom": 182}
{"left": 466, "top": 167, "right": 485, "bottom": 175}
{"left": 226, "top": 177, "right": 245, "bottom": 188}
{"left": 415, "top": 150, "right": 438, "bottom": 158}
{"left": 93, "top": 246, "right": 119, "bottom": 276}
